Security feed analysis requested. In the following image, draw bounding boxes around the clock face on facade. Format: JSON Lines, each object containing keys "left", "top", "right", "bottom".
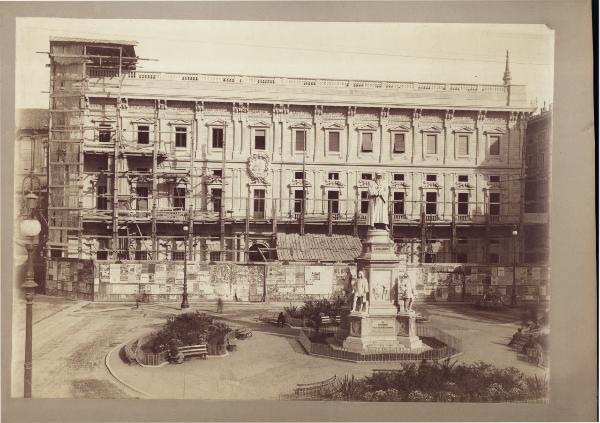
{"left": 247, "top": 153, "right": 269, "bottom": 181}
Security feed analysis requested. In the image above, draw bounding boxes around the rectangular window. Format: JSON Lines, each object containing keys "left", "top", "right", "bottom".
{"left": 136, "top": 187, "right": 149, "bottom": 210}
{"left": 489, "top": 135, "right": 501, "bottom": 156}
{"left": 489, "top": 175, "right": 500, "bottom": 183}
{"left": 294, "top": 190, "right": 305, "bottom": 213}
{"left": 175, "top": 127, "right": 187, "bottom": 148}
{"left": 457, "top": 135, "right": 469, "bottom": 156}
{"left": 328, "top": 132, "right": 340, "bottom": 152}
{"left": 295, "top": 130, "right": 306, "bottom": 152}
{"left": 135, "top": 251, "right": 148, "bottom": 261}
{"left": 98, "top": 124, "right": 112, "bottom": 143}
{"left": 137, "top": 125, "right": 150, "bottom": 144}
{"left": 393, "top": 173, "right": 404, "bottom": 181}
{"left": 360, "top": 191, "right": 369, "bottom": 214}
{"left": 254, "top": 129, "right": 266, "bottom": 150}
{"left": 489, "top": 192, "right": 500, "bottom": 215}
{"left": 361, "top": 132, "right": 373, "bottom": 152}
{"left": 96, "top": 250, "right": 108, "bottom": 260}
{"left": 425, "top": 192, "right": 437, "bottom": 215}
{"left": 212, "top": 128, "right": 224, "bottom": 149}
{"left": 426, "top": 134, "right": 437, "bottom": 154}
{"left": 488, "top": 253, "right": 500, "bottom": 264}
{"left": 361, "top": 173, "right": 373, "bottom": 180}
{"left": 456, "top": 253, "right": 468, "bottom": 263}
{"left": 173, "top": 187, "right": 186, "bottom": 210}
{"left": 172, "top": 251, "right": 185, "bottom": 261}
{"left": 20, "top": 138, "right": 32, "bottom": 171}
{"left": 393, "top": 133, "right": 406, "bottom": 154}
{"left": 253, "top": 189, "right": 265, "bottom": 218}
{"left": 458, "top": 175, "right": 469, "bottom": 182}
{"left": 212, "top": 169, "right": 222, "bottom": 177}
{"left": 426, "top": 174, "right": 437, "bottom": 182}
{"left": 211, "top": 188, "right": 222, "bottom": 212}
{"left": 294, "top": 171, "right": 305, "bottom": 180}
{"left": 393, "top": 191, "right": 405, "bottom": 215}
{"left": 97, "top": 185, "right": 108, "bottom": 210}
{"left": 209, "top": 251, "right": 221, "bottom": 262}
{"left": 327, "top": 191, "right": 339, "bottom": 214}
{"left": 457, "top": 192, "right": 469, "bottom": 215}
{"left": 328, "top": 172, "right": 339, "bottom": 180}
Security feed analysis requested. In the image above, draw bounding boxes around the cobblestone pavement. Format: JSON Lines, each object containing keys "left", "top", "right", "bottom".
{"left": 11, "top": 297, "right": 548, "bottom": 399}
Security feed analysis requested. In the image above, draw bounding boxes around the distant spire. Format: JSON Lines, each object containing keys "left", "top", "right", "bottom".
{"left": 503, "top": 50, "right": 512, "bottom": 86}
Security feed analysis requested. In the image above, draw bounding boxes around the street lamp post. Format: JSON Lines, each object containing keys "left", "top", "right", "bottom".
{"left": 511, "top": 225, "right": 518, "bottom": 306}
{"left": 19, "top": 190, "right": 41, "bottom": 398}
{"left": 181, "top": 221, "right": 190, "bottom": 309}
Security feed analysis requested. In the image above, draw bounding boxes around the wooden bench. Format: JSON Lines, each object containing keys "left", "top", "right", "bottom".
{"left": 178, "top": 344, "right": 208, "bottom": 360}
{"left": 258, "top": 313, "right": 280, "bottom": 324}
{"left": 320, "top": 316, "right": 341, "bottom": 326}
{"left": 235, "top": 328, "right": 253, "bottom": 339}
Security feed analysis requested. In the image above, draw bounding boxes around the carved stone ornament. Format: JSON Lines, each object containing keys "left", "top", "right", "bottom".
{"left": 455, "top": 182, "right": 472, "bottom": 189}
{"left": 290, "top": 179, "right": 312, "bottom": 187}
{"left": 422, "top": 181, "right": 441, "bottom": 189}
{"left": 323, "top": 179, "right": 344, "bottom": 188}
{"left": 390, "top": 181, "right": 410, "bottom": 189}
{"left": 205, "top": 175, "right": 223, "bottom": 185}
{"left": 247, "top": 153, "right": 270, "bottom": 183}
{"left": 357, "top": 179, "right": 371, "bottom": 188}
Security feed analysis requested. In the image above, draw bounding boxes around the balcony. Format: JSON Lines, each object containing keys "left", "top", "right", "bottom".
{"left": 77, "top": 196, "right": 522, "bottom": 226}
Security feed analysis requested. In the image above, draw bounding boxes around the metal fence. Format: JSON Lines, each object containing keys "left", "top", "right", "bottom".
{"left": 298, "top": 323, "right": 462, "bottom": 363}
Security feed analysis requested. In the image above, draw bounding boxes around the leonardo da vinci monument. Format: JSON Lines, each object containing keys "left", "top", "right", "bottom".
{"left": 337, "top": 173, "right": 423, "bottom": 353}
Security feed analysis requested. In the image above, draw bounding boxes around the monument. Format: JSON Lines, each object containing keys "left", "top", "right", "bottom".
{"left": 335, "top": 173, "right": 422, "bottom": 353}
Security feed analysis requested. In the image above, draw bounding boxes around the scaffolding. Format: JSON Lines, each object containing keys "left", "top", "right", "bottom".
{"left": 45, "top": 38, "right": 527, "bottom": 265}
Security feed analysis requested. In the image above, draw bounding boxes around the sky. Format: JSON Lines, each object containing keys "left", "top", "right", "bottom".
{"left": 16, "top": 18, "right": 554, "bottom": 109}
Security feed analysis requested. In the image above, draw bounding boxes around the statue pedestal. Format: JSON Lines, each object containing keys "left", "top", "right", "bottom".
{"left": 396, "top": 311, "right": 423, "bottom": 349}
{"left": 340, "top": 229, "right": 423, "bottom": 353}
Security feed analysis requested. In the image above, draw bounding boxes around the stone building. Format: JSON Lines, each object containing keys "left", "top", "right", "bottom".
{"left": 522, "top": 106, "right": 551, "bottom": 264}
{"left": 15, "top": 108, "right": 49, "bottom": 289}
{"left": 44, "top": 37, "right": 535, "bottom": 265}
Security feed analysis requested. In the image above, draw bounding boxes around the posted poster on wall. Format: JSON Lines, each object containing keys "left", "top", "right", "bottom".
{"left": 304, "top": 266, "right": 334, "bottom": 295}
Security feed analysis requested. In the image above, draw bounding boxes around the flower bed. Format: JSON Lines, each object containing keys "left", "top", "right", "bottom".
{"left": 290, "top": 362, "right": 548, "bottom": 402}
{"left": 125, "top": 312, "right": 234, "bottom": 366}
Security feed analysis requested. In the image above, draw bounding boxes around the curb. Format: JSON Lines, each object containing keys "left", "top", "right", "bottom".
{"left": 105, "top": 342, "right": 155, "bottom": 399}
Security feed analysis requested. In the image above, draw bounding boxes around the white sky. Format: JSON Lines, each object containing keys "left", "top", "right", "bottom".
{"left": 16, "top": 18, "right": 554, "bottom": 109}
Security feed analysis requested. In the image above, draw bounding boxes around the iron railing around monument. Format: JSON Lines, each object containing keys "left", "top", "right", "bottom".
{"left": 298, "top": 323, "right": 462, "bottom": 363}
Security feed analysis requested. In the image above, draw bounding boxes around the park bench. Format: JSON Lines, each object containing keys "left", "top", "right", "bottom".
{"left": 293, "top": 375, "right": 337, "bottom": 399}
{"left": 320, "top": 315, "right": 341, "bottom": 326}
{"left": 258, "top": 312, "right": 280, "bottom": 324}
{"left": 235, "top": 328, "right": 253, "bottom": 339}
{"left": 178, "top": 344, "right": 208, "bottom": 360}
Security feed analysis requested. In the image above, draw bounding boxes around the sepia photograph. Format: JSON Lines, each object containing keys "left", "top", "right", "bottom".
{"left": 2, "top": 3, "right": 595, "bottom": 421}
{"left": 11, "top": 17, "right": 556, "bottom": 402}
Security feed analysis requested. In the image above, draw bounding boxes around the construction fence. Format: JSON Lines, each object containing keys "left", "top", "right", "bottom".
{"left": 44, "top": 259, "right": 550, "bottom": 303}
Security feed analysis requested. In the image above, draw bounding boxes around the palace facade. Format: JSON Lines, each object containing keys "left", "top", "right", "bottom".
{"left": 45, "top": 37, "right": 535, "bottom": 265}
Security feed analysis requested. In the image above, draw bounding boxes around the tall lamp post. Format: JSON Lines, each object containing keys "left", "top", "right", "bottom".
{"left": 511, "top": 225, "right": 518, "bottom": 306}
{"left": 19, "top": 190, "right": 41, "bottom": 398}
{"left": 181, "top": 220, "right": 190, "bottom": 309}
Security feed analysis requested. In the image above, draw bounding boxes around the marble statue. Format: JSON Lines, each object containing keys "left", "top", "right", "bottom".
{"left": 352, "top": 271, "right": 369, "bottom": 313}
{"left": 367, "top": 173, "right": 389, "bottom": 229}
{"left": 398, "top": 273, "right": 415, "bottom": 312}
